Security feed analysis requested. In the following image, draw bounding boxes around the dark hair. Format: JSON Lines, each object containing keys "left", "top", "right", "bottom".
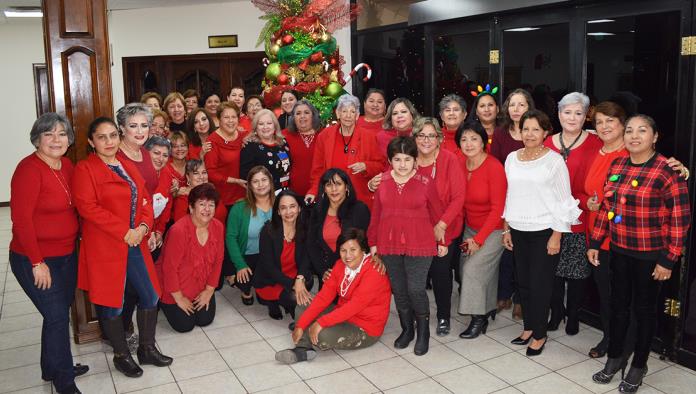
{"left": 336, "top": 228, "right": 370, "bottom": 254}
{"left": 467, "top": 93, "right": 499, "bottom": 125}
{"left": 501, "top": 89, "right": 536, "bottom": 131}
{"left": 202, "top": 92, "right": 221, "bottom": 105}
{"left": 186, "top": 108, "right": 216, "bottom": 147}
{"left": 387, "top": 136, "right": 418, "bottom": 160}
{"left": 245, "top": 165, "right": 275, "bottom": 216}
{"left": 267, "top": 189, "right": 305, "bottom": 242}
{"left": 520, "top": 109, "right": 553, "bottom": 132}
{"left": 287, "top": 99, "right": 322, "bottom": 132}
{"left": 593, "top": 101, "right": 627, "bottom": 126}
{"left": 87, "top": 117, "right": 118, "bottom": 140}
{"left": 455, "top": 120, "right": 488, "bottom": 150}
{"left": 316, "top": 168, "right": 358, "bottom": 221}
{"left": 243, "top": 95, "right": 264, "bottom": 113}
{"left": 364, "top": 88, "right": 386, "bottom": 102}
{"left": 188, "top": 183, "right": 220, "bottom": 208}
{"left": 30, "top": 112, "right": 75, "bottom": 147}
{"left": 626, "top": 114, "right": 659, "bottom": 136}
{"left": 183, "top": 89, "right": 199, "bottom": 100}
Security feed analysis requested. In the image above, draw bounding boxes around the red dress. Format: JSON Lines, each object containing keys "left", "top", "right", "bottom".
{"left": 463, "top": 155, "right": 507, "bottom": 245}
{"left": 255, "top": 240, "right": 297, "bottom": 301}
{"left": 283, "top": 130, "right": 317, "bottom": 196}
{"left": 204, "top": 130, "right": 248, "bottom": 206}
{"left": 356, "top": 116, "right": 384, "bottom": 134}
{"left": 10, "top": 154, "right": 79, "bottom": 264}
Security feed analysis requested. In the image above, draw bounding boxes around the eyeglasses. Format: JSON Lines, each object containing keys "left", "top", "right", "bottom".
{"left": 415, "top": 133, "right": 438, "bottom": 141}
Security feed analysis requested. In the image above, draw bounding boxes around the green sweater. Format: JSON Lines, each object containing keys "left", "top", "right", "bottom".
{"left": 226, "top": 200, "right": 252, "bottom": 271}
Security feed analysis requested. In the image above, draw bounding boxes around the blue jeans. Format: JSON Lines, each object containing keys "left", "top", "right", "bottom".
{"left": 10, "top": 251, "right": 77, "bottom": 392}
{"left": 96, "top": 247, "right": 159, "bottom": 319}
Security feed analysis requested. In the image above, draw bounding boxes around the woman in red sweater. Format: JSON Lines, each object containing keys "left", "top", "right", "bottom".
{"left": 356, "top": 88, "right": 386, "bottom": 134}
{"left": 158, "top": 183, "right": 224, "bottom": 332}
{"left": 275, "top": 228, "right": 391, "bottom": 364}
{"left": 456, "top": 120, "right": 507, "bottom": 339}
{"left": 204, "top": 101, "right": 249, "bottom": 208}
{"left": 283, "top": 99, "right": 323, "bottom": 196}
{"left": 305, "top": 94, "right": 384, "bottom": 207}
{"left": 10, "top": 113, "right": 86, "bottom": 394}
{"left": 375, "top": 98, "right": 419, "bottom": 157}
{"left": 73, "top": 117, "right": 172, "bottom": 379}
{"left": 438, "top": 94, "right": 467, "bottom": 157}
{"left": 116, "top": 103, "right": 159, "bottom": 196}
{"left": 368, "top": 136, "right": 446, "bottom": 356}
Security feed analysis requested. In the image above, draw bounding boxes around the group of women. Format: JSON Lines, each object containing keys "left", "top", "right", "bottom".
{"left": 10, "top": 83, "right": 690, "bottom": 393}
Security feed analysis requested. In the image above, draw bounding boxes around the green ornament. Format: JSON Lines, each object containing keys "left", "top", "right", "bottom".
{"left": 324, "top": 82, "right": 343, "bottom": 98}
{"left": 609, "top": 174, "right": 620, "bottom": 182}
{"left": 265, "top": 62, "right": 281, "bottom": 81}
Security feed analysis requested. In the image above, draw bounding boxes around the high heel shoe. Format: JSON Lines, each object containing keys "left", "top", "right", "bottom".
{"left": 618, "top": 366, "right": 648, "bottom": 392}
{"left": 510, "top": 333, "right": 531, "bottom": 345}
{"left": 486, "top": 309, "right": 497, "bottom": 321}
{"left": 459, "top": 315, "right": 488, "bottom": 339}
{"left": 526, "top": 338, "right": 546, "bottom": 356}
{"left": 241, "top": 293, "right": 254, "bottom": 306}
{"left": 592, "top": 357, "right": 628, "bottom": 384}
{"left": 588, "top": 337, "right": 609, "bottom": 358}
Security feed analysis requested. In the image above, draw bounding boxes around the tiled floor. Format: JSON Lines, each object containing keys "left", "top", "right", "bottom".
{"left": 1, "top": 207, "right": 695, "bottom": 393}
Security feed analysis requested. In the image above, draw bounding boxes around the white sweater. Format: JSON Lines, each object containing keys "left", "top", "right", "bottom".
{"left": 502, "top": 149, "right": 581, "bottom": 232}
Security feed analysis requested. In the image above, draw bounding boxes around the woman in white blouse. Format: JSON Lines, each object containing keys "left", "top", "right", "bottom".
{"left": 502, "top": 109, "right": 581, "bottom": 356}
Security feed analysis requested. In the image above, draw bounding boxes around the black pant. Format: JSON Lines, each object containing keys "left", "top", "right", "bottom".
{"left": 160, "top": 295, "right": 217, "bottom": 333}
{"left": 236, "top": 254, "right": 259, "bottom": 295}
{"left": 550, "top": 276, "right": 585, "bottom": 322}
{"left": 593, "top": 249, "right": 612, "bottom": 339}
{"left": 429, "top": 240, "right": 458, "bottom": 320}
{"left": 511, "top": 228, "right": 559, "bottom": 340}
{"left": 608, "top": 250, "right": 662, "bottom": 368}
{"left": 497, "top": 249, "right": 520, "bottom": 303}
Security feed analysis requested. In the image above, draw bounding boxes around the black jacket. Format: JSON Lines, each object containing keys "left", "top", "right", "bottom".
{"left": 254, "top": 223, "right": 312, "bottom": 291}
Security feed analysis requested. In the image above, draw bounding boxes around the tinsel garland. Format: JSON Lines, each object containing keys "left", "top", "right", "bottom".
{"left": 277, "top": 37, "right": 336, "bottom": 65}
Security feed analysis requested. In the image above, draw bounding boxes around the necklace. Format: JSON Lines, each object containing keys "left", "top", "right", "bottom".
{"left": 218, "top": 130, "right": 238, "bottom": 144}
{"left": 51, "top": 166, "right": 72, "bottom": 206}
{"left": 559, "top": 131, "right": 583, "bottom": 161}
{"left": 600, "top": 142, "right": 625, "bottom": 155}
{"left": 299, "top": 131, "right": 315, "bottom": 148}
{"left": 339, "top": 126, "right": 354, "bottom": 153}
{"left": 340, "top": 254, "right": 369, "bottom": 297}
{"left": 605, "top": 151, "right": 656, "bottom": 224}
{"left": 520, "top": 146, "right": 546, "bottom": 161}
{"left": 120, "top": 142, "right": 142, "bottom": 160}
{"left": 418, "top": 150, "right": 438, "bottom": 179}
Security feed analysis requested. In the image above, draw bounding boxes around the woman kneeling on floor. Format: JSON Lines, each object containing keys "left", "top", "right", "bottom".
{"left": 275, "top": 228, "right": 391, "bottom": 364}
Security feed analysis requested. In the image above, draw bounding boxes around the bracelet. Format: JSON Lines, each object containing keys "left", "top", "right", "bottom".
{"left": 501, "top": 230, "right": 511, "bottom": 235}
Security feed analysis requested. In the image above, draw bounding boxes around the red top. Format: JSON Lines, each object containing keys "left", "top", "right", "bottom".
{"left": 416, "top": 149, "right": 466, "bottom": 243}
{"left": 238, "top": 115, "right": 252, "bottom": 134}
{"left": 368, "top": 171, "right": 445, "bottom": 256}
{"left": 441, "top": 127, "right": 465, "bottom": 159}
{"left": 10, "top": 154, "right": 79, "bottom": 264}
{"left": 153, "top": 170, "right": 173, "bottom": 234}
{"left": 157, "top": 215, "right": 224, "bottom": 304}
{"left": 283, "top": 130, "right": 317, "bottom": 196}
{"left": 172, "top": 193, "right": 228, "bottom": 225}
{"left": 356, "top": 116, "right": 384, "bottom": 134}
{"left": 463, "top": 155, "right": 507, "bottom": 245}
{"left": 297, "top": 256, "right": 391, "bottom": 337}
{"left": 545, "top": 133, "right": 603, "bottom": 232}
{"left": 73, "top": 154, "right": 160, "bottom": 307}
{"left": 375, "top": 128, "right": 412, "bottom": 161}
{"left": 307, "top": 124, "right": 385, "bottom": 208}
{"left": 116, "top": 147, "right": 158, "bottom": 196}
{"left": 322, "top": 214, "right": 341, "bottom": 252}
{"left": 255, "top": 240, "right": 297, "bottom": 301}
{"left": 584, "top": 148, "right": 627, "bottom": 250}
{"left": 204, "top": 130, "right": 248, "bottom": 206}
{"left": 489, "top": 126, "right": 524, "bottom": 164}
{"left": 188, "top": 143, "right": 202, "bottom": 160}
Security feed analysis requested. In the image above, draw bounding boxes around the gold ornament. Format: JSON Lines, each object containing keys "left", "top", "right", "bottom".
{"left": 275, "top": 38, "right": 282, "bottom": 46}
{"left": 270, "top": 44, "right": 280, "bottom": 56}
{"left": 286, "top": 67, "right": 305, "bottom": 82}
{"left": 329, "top": 70, "right": 339, "bottom": 82}
{"left": 306, "top": 64, "right": 324, "bottom": 76}
{"left": 320, "top": 31, "right": 331, "bottom": 43}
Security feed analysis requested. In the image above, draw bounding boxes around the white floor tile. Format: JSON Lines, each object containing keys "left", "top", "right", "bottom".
{"left": 355, "top": 356, "right": 426, "bottom": 390}
{"left": 0, "top": 344, "right": 40, "bottom": 371}
{"left": 445, "top": 335, "right": 513, "bottom": 363}
{"left": 217, "top": 339, "right": 276, "bottom": 369}
{"left": 233, "top": 360, "right": 301, "bottom": 392}
{"left": 204, "top": 323, "right": 262, "bottom": 349}
{"left": 109, "top": 361, "right": 175, "bottom": 394}
{"left": 401, "top": 343, "right": 471, "bottom": 376}
{"left": 433, "top": 364, "right": 509, "bottom": 394}
{"left": 513, "top": 341, "right": 588, "bottom": 371}
{"left": 125, "top": 382, "right": 181, "bottom": 393}
{"left": 385, "top": 377, "right": 452, "bottom": 393}
{"left": 514, "top": 372, "right": 592, "bottom": 394}
{"left": 289, "top": 349, "right": 351, "bottom": 380}
{"left": 177, "top": 370, "right": 246, "bottom": 394}
{"left": 0, "top": 313, "right": 42, "bottom": 333}
{"left": 479, "top": 351, "right": 551, "bottom": 385}
{"left": 334, "top": 340, "right": 398, "bottom": 367}
{"left": 74, "top": 371, "right": 115, "bottom": 394}
{"left": 155, "top": 330, "right": 214, "bottom": 358}
{"left": 0, "top": 364, "right": 47, "bottom": 393}
{"left": 255, "top": 381, "right": 314, "bottom": 394}
{"left": 305, "top": 368, "right": 378, "bottom": 394}
{"left": 167, "top": 350, "right": 228, "bottom": 381}
{"left": 250, "top": 317, "right": 293, "bottom": 338}
{"left": 0, "top": 327, "right": 41, "bottom": 351}
{"left": 644, "top": 365, "right": 696, "bottom": 394}
{"left": 556, "top": 358, "right": 607, "bottom": 394}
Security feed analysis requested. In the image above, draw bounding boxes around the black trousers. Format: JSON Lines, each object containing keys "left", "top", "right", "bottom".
{"left": 593, "top": 249, "right": 612, "bottom": 339}
{"left": 608, "top": 250, "right": 662, "bottom": 368}
{"left": 428, "top": 240, "right": 458, "bottom": 320}
{"left": 511, "top": 228, "right": 559, "bottom": 340}
{"left": 160, "top": 295, "right": 217, "bottom": 333}
{"left": 236, "top": 254, "right": 259, "bottom": 295}
{"left": 497, "top": 249, "right": 520, "bottom": 303}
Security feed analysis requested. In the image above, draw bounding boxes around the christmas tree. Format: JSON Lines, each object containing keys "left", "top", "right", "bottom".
{"left": 252, "top": 0, "right": 361, "bottom": 121}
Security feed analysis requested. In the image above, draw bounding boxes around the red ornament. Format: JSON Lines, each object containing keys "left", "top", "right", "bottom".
{"left": 281, "top": 34, "right": 294, "bottom": 45}
{"left": 277, "top": 74, "right": 289, "bottom": 85}
{"left": 298, "top": 58, "right": 310, "bottom": 71}
{"left": 329, "top": 57, "right": 338, "bottom": 66}
{"left": 310, "top": 52, "right": 324, "bottom": 63}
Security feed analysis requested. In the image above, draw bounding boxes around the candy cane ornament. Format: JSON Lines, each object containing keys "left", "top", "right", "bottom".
{"left": 344, "top": 63, "right": 372, "bottom": 84}
{"left": 322, "top": 61, "right": 330, "bottom": 72}
{"left": 262, "top": 58, "right": 270, "bottom": 67}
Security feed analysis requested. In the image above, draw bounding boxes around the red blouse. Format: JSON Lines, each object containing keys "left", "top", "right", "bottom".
{"left": 375, "top": 128, "right": 412, "bottom": 161}
{"left": 204, "top": 130, "right": 247, "bottom": 206}
{"left": 255, "top": 240, "right": 297, "bottom": 301}
{"left": 322, "top": 214, "right": 341, "bottom": 252}
{"left": 356, "top": 116, "right": 384, "bottom": 134}
{"left": 463, "top": 155, "right": 507, "bottom": 245}
{"left": 441, "top": 126, "right": 464, "bottom": 159}
{"left": 171, "top": 193, "right": 228, "bottom": 225}
{"left": 10, "top": 154, "right": 79, "bottom": 264}
{"left": 157, "top": 215, "right": 224, "bottom": 304}
{"left": 116, "top": 147, "right": 158, "bottom": 196}
{"left": 283, "top": 130, "right": 317, "bottom": 196}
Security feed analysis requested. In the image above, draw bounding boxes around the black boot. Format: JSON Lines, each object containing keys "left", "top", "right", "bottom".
{"left": 56, "top": 383, "right": 82, "bottom": 394}
{"left": 592, "top": 356, "right": 628, "bottom": 384}
{"left": 136, "top": 308, "right": 173, "bottom": 367}
{"left": 275, "top": 347, "right": 317, "bottom": 364}
{"left": 394, "top": 309, "right": 415, "bottom": 349}
{"left": 459, "top": 315, "right": 489, "bottom": 339}
{"left": 100, "top": 316, "right": 143, "bottom": 378}
{"left": 618, "top": 366, "right": 647, "bottom": 392}
{"left": 413, "top": 315, "right": 430, "bottom": 356}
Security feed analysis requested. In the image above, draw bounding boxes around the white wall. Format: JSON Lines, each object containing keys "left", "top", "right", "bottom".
{"left": 108, "top": 1, "right": 352, "bottom": 111}
{"left": 0, "top": 19, "right": 45, "bottom": 202}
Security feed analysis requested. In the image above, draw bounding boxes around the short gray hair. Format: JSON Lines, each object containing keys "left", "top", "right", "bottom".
{"left": 336, "top": 94, "right": 361, "bottom": 112}
{"left": 116, "top": 102, "right": 153, "bottom": 129}
{"left": 438, "top": 94, "right": 467, "bottom": 114}
{"left": 30, "top": 112, "right": 75, "bottom": 147}
{"left": 558, "top": 92, "right": 590, "bottom": 114}
{"left": 287, "top": 99, "right": 322, "bottom": 132}
{"left": 144, "top": 135, "right": 171, "bottom": 156}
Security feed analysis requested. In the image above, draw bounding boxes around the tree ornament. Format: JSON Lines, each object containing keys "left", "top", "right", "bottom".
{"left": 270, "top": 43, "right": 281, "bottom": 56}
{"left": 276, "top": 38, "right": 282, "bottom": 46}
{"left": 265, "top": 62, "right": 282, "bottom": 81}
{"left": 282, "top": 34, "right": 295, "bottom": 45}
{"left": 320, "top": 31, "right": 332, "bottom": 43}
{"left": 277, "top": 74, "right": 289, "bottom": 85}
{"left": 310, "top": 52, "right": 324, "bottom": 63}
{"left": 324, "top": 82, "right": 343, "bottom": 97}
{"left": 329, "top": 57, "right": 338, "bottom": 66}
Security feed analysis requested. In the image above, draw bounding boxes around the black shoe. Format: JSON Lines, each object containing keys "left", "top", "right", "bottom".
{"left": 100, "top": 316, "right": 143, "bottom": 378}
{"left": 511, "top": 334, "right": 532, "bottom": 345}
{"left": 275, "top": 347, "right": 317, "bottom": 364}
{"left": 414, "top": 315, "right": 430, "bottom": 356}
{"left": 589, "top": 337, "right": 609, "bottom": 358}
{"left": 57, "top": 383, "right": 82, "bottom": 394}
{"left": 592, "top": 356, "right": 628, "bottom": 384}
{"left": 288, "top": 322, "right": 296, "bottom": 331}
{"left": 241, "top": 293, "right": 254, "bottom": 305}
{"left": 459, "top": 315, "right": 488, "bottom": 339}
{"left": 394, "top": 309, "right": 415, "bottom": 349}
{"left": 618, "top": 366, "right": 647, "bottom": 392}
{"left": 136, "top": 308, "right": 173, "bottom": 367}
{"left": 114, "top": 354, "right": 143, "bottom": 378}
{"left": 42, "top": 364, "right": 90, "bottom": 381}
{"left": 436, "top": 319, "right": 450, "bottom": 336}
{"left": 526, "top": 338, "right": 546, "bottom": 356}
{"left": 268, "top": 304, "right": 283, "bottom": 320}
{"left": 486, "top": 309, "right": 497, "bottom": 321}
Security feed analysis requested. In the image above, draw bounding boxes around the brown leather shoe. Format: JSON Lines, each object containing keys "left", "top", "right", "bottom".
{"left": 512, "top": 304, "right": 523, "bottom": 320}
{"left": 497, "top": 299, "right": 512, "bottom": 312}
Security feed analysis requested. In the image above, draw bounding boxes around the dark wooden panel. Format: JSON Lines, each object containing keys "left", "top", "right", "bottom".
{"left": 33, "top": 64, "right": 51, "bottom": 116}
{"left": 63, "top": 48, "right": 98, "bottom": 160}
{"left": 60, "top": 0, "right": 93, "bottom": 37}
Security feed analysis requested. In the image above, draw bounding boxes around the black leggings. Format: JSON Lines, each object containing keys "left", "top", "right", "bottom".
{"left": 428, "top": 240, "right": 458, "bottom": 320}
{"left": 236, "top": 254, "right": 259, "bottom": 295}
{"left": 160, "top": 295, "right": 216, "bottom": 333}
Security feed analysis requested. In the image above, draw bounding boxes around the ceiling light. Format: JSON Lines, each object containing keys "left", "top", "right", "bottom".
{"left": 504, "top": 27, "right": 541, "bottom": 32}
{"left": 587, "top": 32, "right": 616, "bottom": 36}
{"left": 588, "top": 19, "right": 615, "bottom": 24}
{"left": 3, "top": 7, "right": 43, "bottom": 18}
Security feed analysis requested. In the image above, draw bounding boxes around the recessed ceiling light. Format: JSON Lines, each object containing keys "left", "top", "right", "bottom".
{"left": 587, "top": 32, "right": 616, "bottom": 36}
{"left": 588, "top": 19, "right": 615, "bottom": 24}
{"left": 504, "top": 27, "right": 541, "bottom": 32}
{"left": 3, "top": 7, "right": 43, "bottom": 18}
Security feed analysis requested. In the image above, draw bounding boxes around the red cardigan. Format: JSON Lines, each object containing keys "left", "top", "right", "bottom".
{"left": 204, "top": 130, "right": 247, "bottom": 206}
{"left": 416, "top": 149, "right": 466, "bottom": 243}
{"left": 157, "top": 215, "right": 224, "bottom": 304}
{"left": 368, "top": 171, "right": 444, "bottom": 256}
{"left": 463, "top": 155, "right": 507, "bottom": 245}
{"left": 297, "top": 256, "right": 391, "bottom": 337}
{"left": 172, "top": 193, "right": 228, "bottom": 225}
{"left": 10, "top": 154, "right": 79, "bottom": 264}
{"left": 307, "top": 124, "right": 385, "bottom": 207}
{"left": 72, "top": 154, "right": 160, "bottom": 308}
{"left": 283, "top": 130, "right": 317, "bottom": 196}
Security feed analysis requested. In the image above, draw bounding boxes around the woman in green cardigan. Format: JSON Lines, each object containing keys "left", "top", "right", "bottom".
{"left": 226, "top": 166, "right": 275, "bottom": 306}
